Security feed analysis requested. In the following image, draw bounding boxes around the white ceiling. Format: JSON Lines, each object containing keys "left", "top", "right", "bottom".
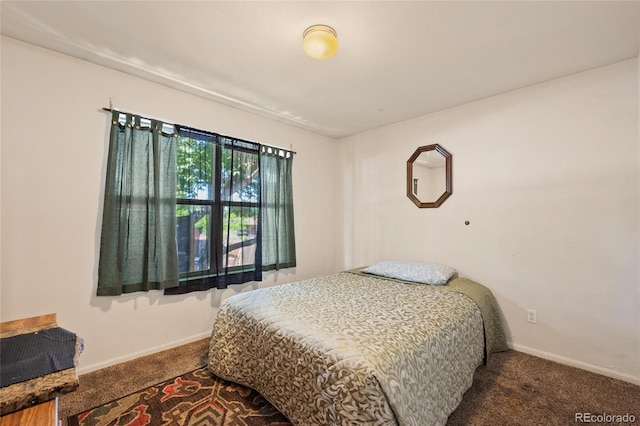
{"left": 2, "top": 1, "right": 639, "bottom": 139}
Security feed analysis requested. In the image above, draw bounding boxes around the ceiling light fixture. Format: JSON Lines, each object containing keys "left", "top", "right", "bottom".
{"left": 302, "top": 25, "right": 338, "bottom": 60}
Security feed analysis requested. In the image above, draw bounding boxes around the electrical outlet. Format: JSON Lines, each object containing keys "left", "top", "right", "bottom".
{"left": 527, "top": 309, "right": 537, "bottom": 324}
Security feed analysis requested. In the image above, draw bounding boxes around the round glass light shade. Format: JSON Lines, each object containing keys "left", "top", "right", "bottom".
{"left": 302, "top": 25, "right": 338, "bottom": 60}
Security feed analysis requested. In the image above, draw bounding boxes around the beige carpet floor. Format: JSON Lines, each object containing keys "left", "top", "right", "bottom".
{"left": 59, "top": 338, "right": 639, "bottom": 425}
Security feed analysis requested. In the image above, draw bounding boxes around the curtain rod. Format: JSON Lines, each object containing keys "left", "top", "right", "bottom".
{"left": 102, "top": 107, "right": 297, "bottom": 155}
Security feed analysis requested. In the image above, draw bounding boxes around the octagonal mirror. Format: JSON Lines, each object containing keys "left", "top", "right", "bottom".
{"left": 406, "top": 144, "right": 452, "bottom": 208}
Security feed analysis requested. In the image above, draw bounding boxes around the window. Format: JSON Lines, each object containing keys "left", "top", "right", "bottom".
{"left": 97, "top": 111, "right": 295, "bottom": 297}
{"left": 166, "top": 127, "right": 262, "bottom": 294}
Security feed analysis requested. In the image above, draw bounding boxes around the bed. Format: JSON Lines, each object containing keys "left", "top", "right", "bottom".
{"left": 208, "top": 262, "right": 507, "bottom": 425}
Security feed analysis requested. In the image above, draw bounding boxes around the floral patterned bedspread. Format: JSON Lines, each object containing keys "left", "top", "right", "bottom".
{"left": 208, "top": 272, "right": 506, "bottom": 426}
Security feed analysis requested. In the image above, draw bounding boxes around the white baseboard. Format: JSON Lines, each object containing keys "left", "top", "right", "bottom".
{"left": 508, "top": 342, "right": 640, "bottom": 386}
{"left": 76, "top": 335, "right": 639, "bottom": 386}
{"left": 76, "top": 331, "right": 211, "bottom": 376}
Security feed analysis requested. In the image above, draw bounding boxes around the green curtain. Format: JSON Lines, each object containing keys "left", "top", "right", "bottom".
{"left": 97, "top": 111, "right": 179, "bottom": 295}
{"left": 260, "top": 147, "right": 296, "bottom": 271}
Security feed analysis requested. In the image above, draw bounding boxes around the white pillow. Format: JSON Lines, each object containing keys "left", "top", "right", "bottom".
{"left": 361, "top": 260, "right": 456, "bottom": 285}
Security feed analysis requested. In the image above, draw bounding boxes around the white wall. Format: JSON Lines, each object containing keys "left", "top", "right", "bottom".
{"left": 637, "top": 40, "right": 640, "bottom": 371}
{"left": 0, "top": 37, "right": 339, "bottom": 373}
{"left": 337, "top": 59, "right": 640, "bottom": 384}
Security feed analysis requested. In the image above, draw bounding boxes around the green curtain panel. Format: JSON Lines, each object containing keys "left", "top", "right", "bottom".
{"left": 97, "top": 111, "right": 179, "bottom": 295}
{"left": 260, "top": 148, "right": 296, "bottom": 271}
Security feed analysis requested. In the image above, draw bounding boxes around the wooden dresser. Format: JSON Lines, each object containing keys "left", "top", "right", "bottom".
{"left": 0, "top": 399, "right": 57, "bottom": 426}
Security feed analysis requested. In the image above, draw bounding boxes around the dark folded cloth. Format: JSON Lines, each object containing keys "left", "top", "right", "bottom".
{"left": 0, "top": 327, "right": 77, "bottom": 387}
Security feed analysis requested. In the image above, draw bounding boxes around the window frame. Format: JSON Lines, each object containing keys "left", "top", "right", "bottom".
{"left": 174, "top": 128, "right": 261, "bottom": 287}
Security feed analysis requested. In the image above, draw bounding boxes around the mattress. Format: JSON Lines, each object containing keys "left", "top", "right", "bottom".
{"left": 208, "top": 271, "right": 507, "bottom": 425}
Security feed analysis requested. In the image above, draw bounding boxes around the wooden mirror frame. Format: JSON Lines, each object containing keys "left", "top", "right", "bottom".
{"left": 406, "top": 144, "right": 452, "bottom": 208}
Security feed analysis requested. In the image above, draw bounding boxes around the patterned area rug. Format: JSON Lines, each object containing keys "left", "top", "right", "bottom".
{"left": 67, "top": 366, "right": 291, "bottom": 426}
